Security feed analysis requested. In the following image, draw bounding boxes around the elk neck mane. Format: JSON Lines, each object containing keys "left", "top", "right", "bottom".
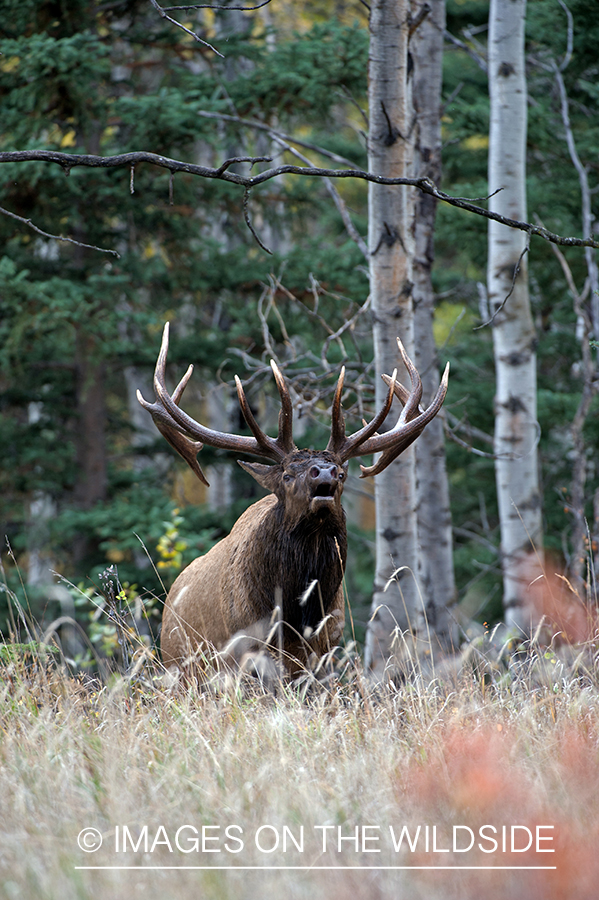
{"left": 246, "top": 478, "right": 348, "bottom": 636}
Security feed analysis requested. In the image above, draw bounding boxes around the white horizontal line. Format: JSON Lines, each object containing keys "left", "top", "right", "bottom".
{"left": 75, "top": 865, "right": 557, "bottom": 871}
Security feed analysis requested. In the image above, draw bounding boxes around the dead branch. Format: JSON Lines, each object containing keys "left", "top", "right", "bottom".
{"left": 164, "top": 1, "right": 272, "bottom": 8}
{"left": 474, "top": 235, "right": 530, "bottom": 330}
{"left": 0, "top": 205, "right": 120, "bottom": 257}
{"left": 149, "top": 0, "right": 225, "bottom": 56}
{"left": 197, "top": 110, "right": 362, "bottom": 169}
{"left": 266, "top": 132, "right": 369, "bottom": 259}
{"left": 1, "top": 149, "right": 598, "bottom": 249}
{"left": 444, "top": 29, "right": 488, "bottom": 74}
{"left": 445, "top": 410, "right": 541, "bottom": 463}
{"left": 551, "top": 60, "right": 599, "bottom": 339}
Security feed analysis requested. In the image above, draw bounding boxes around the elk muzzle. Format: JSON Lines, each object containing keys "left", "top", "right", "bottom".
{"left": 308, "top": 462, "right": 344, "bottom": 513}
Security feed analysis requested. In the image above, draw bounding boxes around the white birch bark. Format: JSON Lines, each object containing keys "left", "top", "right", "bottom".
{"left": 364, "top": 0, "right": 421, "bottom": 674}
{"left": 487, "top": 0, "right": 543, "bottom": 629}
{"left": 412, "top": 0, "right": 456, "bottom": 646}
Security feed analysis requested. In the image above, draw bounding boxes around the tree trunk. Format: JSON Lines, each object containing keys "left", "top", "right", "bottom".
{"left": 72, "top": 330, "right": 108, "bottom": 565}
{"left": 487, "top": 0, "right": 543, "bottom": 629}
{"left": 411, "top": 0, "right": 456, "bottom": 648}
{"left": 364, "top": 0, "right": 420, "bottom": 675}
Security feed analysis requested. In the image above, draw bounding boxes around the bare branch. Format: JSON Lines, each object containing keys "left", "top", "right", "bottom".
{"left": 149, "top": 0, "right": 225, "bottom": 57}
{"left": 164, "top": 0, "right": 271, "bottom": 8}
{"left": 474, "top": 236, "right": 530, "bottom": 330}
{"left": 0, "top": 205, "right": 120, "bottom": 257}
{"left": 1, "top": 149, "right": 598, "bottom": 248}
{"left": 441, "top": 80, "right": 464, "bottom": 115}
{"left": 444, "top": 29, "right": 488, "bottom": 74}
{"left": 557, "top": 0, "right": 574, "bottom": 72}
{"left": 540, "top": 215, "right": 590, "bottom": 303}
{"left": 445, "top": 410, "right": 541, "bottom": 462}
{"left": 552, "top": 60, "right": 599, "bottom": 339}
{"left": 338, "top": 85, "right": 369, "bottom": 129}
{"left": 214, "top": 154, "right": 272, "bottom": 174}
{"left": 267, "top": 132, "right": 369, "bottom": 260}
{"left": 243, "top": 187, "right": 272, "bottom": 254}
{"left": 408, "top": 3, "right": 431, "bottom": 38}
{"left": 198, "top": 110, "right": 363, "bottom": 168}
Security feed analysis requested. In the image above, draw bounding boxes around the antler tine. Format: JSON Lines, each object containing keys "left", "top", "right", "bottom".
{"left": 172, "top": 364, "right": 194, "bottom": 405}
{"left": 327, "top": 369, "right": 398, "bottom": 460}
{"left": 151, "top": 321, "right": 176, "bottom": 402}
{"left": 270, "top": 360, "right": 296, "bottom": 454}
{"left": 359, "top": 360, "right": 450, "bottom": 477}
{"left": 326, "top": 366, "right": 347, "bottom": 454}
{"left": 381, "top": 374, "right": 411, "bottom": 408}
{"left": 137, "top": 321, "right": 290, "bottom": 482}
{"left": 154, "top": 421, "right": 209, "bottom": 486}
{"left": 395, "top": 337, "right": 423, "bottom": 422}
{"left": 235, "top": 374, "right": 289, "bottom": 461}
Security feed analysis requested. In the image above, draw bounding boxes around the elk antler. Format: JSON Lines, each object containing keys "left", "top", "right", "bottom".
{"left": 356, "top": 338, "right": 450, "bottom": 477}
{"left": 137, "top": 325, "right": 448, "bottom": 485}
{"left": 136, "top": 323, "right": 297, "bottom": 485}
{"left": 326, "top": 365, "right": 398, "bottom": 460}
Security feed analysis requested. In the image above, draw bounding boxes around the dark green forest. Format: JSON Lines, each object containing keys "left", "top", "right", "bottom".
{"left": 1, "top": 0, "right": 597, "bottom": 660}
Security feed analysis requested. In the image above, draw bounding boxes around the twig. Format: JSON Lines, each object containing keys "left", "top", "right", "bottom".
{"left": 443, "top": 29, "right": 487, "bottom": 74}
{"left": 197, "top": 110, "right": 363, "bottom": 168}
{"left": 0, "top": 205, "right": 120, "bottom": 257}
{"left": 408, "top": 3, "right": 431, "bottom": 38}
{"left": 243, "top": 186, "right": 272, "bottom": 254}
{"left": 149, "top": 0, "right": 225, "bottom": 57}
{"left": 164, "top": 0, "right": 272, "bottom": 8}
{"left": 474, "top": 235, "right": 530, "bottom": 330}
{"left": 441, "top": 80, "right": 464, "bottom": 115}
{"left": 557, "top": 0, "right": 574, "bottom": 72}
{"left": 338, "top": 85, "right": 369, "bottom": 129}
{"left": 445, "top": 410, "right": 541, "bottom": 462}
{"left": 552, "top": 59, "right": 599, "bottom": 339}
{"left": 267, "top": 133, "right": 369, "bottom": 260}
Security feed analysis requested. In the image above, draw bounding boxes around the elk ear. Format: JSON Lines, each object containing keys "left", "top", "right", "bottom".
{"left": 237, "top": 460, "right": 279, "bottom": 492}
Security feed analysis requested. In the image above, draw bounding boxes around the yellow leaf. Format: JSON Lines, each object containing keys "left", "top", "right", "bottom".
{"left": 0, "top": 56, "right": 20, "bottom": 73}
{"left": 106, "top": 548, "right": 125, "bottom": 563}
{"left": 461, "top": 134, "right": 489, "bottom": 151}
{"left": 102, "top": 125, "right": 118, "bottom": 143}
{"left": 60, "top": 129, "right": 77, "bottom": 148}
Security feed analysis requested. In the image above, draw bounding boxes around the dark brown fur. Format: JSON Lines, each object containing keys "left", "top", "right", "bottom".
{"left": 161, "top": 450, "right": 348, "bottom": 674}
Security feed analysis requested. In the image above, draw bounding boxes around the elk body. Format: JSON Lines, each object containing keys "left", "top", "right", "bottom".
{"left": 138, "top": 325, "right": 448, "bottom": 675}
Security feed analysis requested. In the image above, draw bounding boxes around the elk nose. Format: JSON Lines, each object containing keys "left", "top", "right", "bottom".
{"left": 310, "top": 464, "right": 338, "bottom": 483}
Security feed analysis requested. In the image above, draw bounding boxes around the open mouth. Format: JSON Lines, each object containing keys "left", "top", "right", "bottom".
{"left": 313, "top": 483, "right": 337, "bottom": 499}
{"left": 310, "top": 483, "right": 337, "bottom": 512}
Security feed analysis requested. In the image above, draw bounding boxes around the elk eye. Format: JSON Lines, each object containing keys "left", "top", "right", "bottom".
{"left": 283, "top": 473, "right": 293, "bottom": 482}
{"left": 339, "top": 471, "right": 346, "bottom": 481}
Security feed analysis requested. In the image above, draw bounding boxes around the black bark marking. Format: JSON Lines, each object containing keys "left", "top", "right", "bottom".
{"left": 498, "top": 62, "right": 515, "bottom": 77}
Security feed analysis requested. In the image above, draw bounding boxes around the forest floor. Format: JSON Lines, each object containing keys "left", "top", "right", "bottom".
{"left": 0, "top": 625, "right": 598, "bottom": 900}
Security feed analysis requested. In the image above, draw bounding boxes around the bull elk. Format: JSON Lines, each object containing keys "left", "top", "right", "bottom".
{"left": 137, "top": 324, "right": 448, "bottom": 676}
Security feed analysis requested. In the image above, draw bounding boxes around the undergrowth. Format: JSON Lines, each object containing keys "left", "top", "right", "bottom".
{"left": 1, "top": 560, "right": 599, "bottom": 900}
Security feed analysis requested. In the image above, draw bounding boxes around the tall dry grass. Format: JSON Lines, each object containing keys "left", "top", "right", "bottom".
{"left": 1, "top": 624, "right": 599, "bottom": 900}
